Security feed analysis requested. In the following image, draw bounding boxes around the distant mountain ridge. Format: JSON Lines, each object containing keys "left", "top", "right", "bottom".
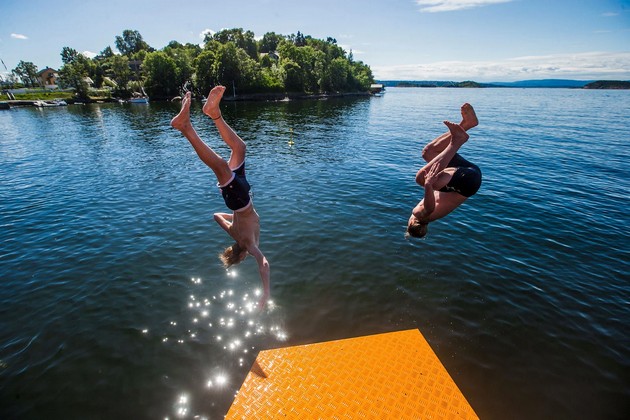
{"left": 377, "top": 79, "right": 630, "bottom": 88}
{"left": 486, "top": 79, "right": 593, "bottom": 88}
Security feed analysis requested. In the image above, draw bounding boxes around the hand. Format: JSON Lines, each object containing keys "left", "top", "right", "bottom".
{"left": 257, "top": 293, "right": 270, "bottom": 312}
{"left": 424, "top": 163, "right": 442, "bottom": 187}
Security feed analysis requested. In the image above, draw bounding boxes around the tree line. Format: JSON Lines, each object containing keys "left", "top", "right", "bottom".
{"left": 4, "top": 29, "right": 375, "bottom": 99}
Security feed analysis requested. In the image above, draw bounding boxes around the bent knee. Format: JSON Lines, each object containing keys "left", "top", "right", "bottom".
{"left": 415, "top": 172, "right": 426, "bottom": 186}
{"left": 421, "top": 146, "right": 431, "bottom": 161}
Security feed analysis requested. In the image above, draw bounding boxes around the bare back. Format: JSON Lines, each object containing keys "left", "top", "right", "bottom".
{"left": 415, "top": 191, "right": 468, "bottom": 223}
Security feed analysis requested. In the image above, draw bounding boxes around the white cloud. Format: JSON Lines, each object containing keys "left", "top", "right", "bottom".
{"left": 82, "top": 51, "right": 97, "bottom": 59}
{"left": 11, "top": 33, "right": 28, "bottom": 40}
{"left": 416, "top": 0, "right": 512, "bottom": 13}
{"left": 372, "top": 51, "right": 630, "bottom": 81}
{"left": 602, "top": 12, "right": 618, "bottom": 17}
{"left": 200, "top": 28, "right": 215, "bottom": 40}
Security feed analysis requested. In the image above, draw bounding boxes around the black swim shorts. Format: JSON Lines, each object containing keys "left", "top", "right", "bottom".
{"left": 439, "top": 153, "right": 482, "bottom": 197}
{"left": 218, "top": 162, "right": 251, "bottom": 211}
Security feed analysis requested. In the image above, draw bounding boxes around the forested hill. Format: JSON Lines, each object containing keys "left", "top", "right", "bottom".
{"left": 55, "top": 28, "right": 374, "bottom": 99}
{"left": 380, "top": 79, "right": 630, "bottom": 89}
{"left": 583, "top": 80, "right": 630, "bottom": 89}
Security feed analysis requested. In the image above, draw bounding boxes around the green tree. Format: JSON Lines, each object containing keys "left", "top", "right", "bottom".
{"left": 350, "top": 61, "right": 373, "bottom": 91}
{"left": 259, "top": 32, "right": 283, "bottom": 53}
{"left": 282, "top": 59, "right": 302, "bottom": 92}
{"left": 214, "top": 42, "right": 241, "bottom": 94}
{"left": 12, "top": 61, "right": 39, "bottom": 87}
{"left": 58, "top": 63, "right": 90, "bottom": 98}
{"left": 194, "top": 49, "right": 218, "bottom": 95}
{"left": 96, "top": 46, "right": 115, "bottom": 60}
{"left": 294, "top": 31, "right": 306, "bottom": 47}
{"left": 143, "top": 51, "right": 178, "bottom": 98}
{"left": 207, "top": 28, "right": 258, "bottom": 60}
{"left": 61, "top": 47, "right": 81, "bottom": 65}
{"left": 278, "top": 42, "right": 323, "bottom": 92}
{"left": 328, "top": 57, "right": 349, "bottom": 91}
{"left": 260, "top": 64, "right": 285, "bottom": 92}
{"left": 102, "top": 54, "right": 131, "bottom": 94}
{"left": 235, "top": 48, "right": 262, "bottom": 92}
{"left": 115, "top": 30, "right": 153, "bottom": 56}
{"left": 164, "top": 41, "right": 200, "bottom": 92}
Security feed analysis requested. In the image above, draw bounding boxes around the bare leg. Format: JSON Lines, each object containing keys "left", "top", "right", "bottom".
{"left": 203, "top": 86, "right": 246, "bottom": 170}
{"left": 171, "top": 92, "right": 233, "bottom": 185}
{"left": 416, "top": 121, "right": 469, "bottom": 186}
{"left": 423, "top": 121, "right": 469, "bottom": 170}
{"left": 422, "top": 103, "right": 478, "bottom": 162}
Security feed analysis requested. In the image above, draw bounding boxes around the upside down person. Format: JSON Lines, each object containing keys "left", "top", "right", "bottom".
{"left": 407, "top": 103, "right": 482, "bottom": 238}
{"left": 171, "top": 86, "right": 270, "bottom": 309}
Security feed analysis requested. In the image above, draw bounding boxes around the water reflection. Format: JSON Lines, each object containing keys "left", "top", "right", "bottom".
{"left": 159, "top": 273, "right": 286, "bottom": 418}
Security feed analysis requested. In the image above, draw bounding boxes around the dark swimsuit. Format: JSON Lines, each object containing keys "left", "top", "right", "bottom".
{"left": 218, "top": 162, "right": 251, "bottom": 211}
{"left": 438, "top": 153, "right": 482, "bottom": 197}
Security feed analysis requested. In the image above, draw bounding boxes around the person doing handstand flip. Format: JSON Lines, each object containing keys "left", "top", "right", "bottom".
{"left": 171, "top": 86, "right": 270, "bottom": 308}
{"left": 407, "top": 103, "right": 482, "bottom": 238}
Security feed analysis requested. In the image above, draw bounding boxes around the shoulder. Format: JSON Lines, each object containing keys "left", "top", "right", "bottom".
{"left": 412, "top": 203, "right": 430, "bottom": 223}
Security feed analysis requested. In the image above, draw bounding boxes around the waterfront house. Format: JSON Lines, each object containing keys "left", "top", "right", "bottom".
{"left": 37, "top": 67, "right": 59, "bottom": 89}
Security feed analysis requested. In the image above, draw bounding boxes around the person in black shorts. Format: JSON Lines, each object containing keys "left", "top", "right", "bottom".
{"left": 171, "top": 86, "right": 270, "bottom": 309}
{"left": 407, "top": 103, "right": 482, "bottom": 238}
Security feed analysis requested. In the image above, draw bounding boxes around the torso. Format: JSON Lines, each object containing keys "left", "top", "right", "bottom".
{"left": 230, "top": 205, "right": 260, "bottom": 248}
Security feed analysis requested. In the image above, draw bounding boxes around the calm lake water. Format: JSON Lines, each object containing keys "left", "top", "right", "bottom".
{"left": 1, "top": 87, "right": 628, "bottom": 419}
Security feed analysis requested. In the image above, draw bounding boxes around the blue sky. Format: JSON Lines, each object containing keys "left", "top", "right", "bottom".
{"left": 1, "top": 0, "right": 629, "bottom": 82}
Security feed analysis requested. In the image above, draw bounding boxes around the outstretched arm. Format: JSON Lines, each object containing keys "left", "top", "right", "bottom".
{"left": 213, "top": 213, "right": 233, "bottom": 233}
{"left": 247, "top": 245, "right": 270, "bottom": 309}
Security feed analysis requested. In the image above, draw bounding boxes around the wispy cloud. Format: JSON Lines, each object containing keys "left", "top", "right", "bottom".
{"left": 10, "top": 33, "right": 28, "bottom": 40}
{"left": 200, "top": 29, "right": 215, "bottom": 40}
{"left": 82, "top": 51, "right": 97, "bottom": 59}
{"left": 416, "top": 0, "right": 512, "bottom": 13}
{"left": 198, "top": 28, "right": 216, "bottom": 47}
{"left": 602, "top": 12, "right": 619, "bottom": 17}
{"left": 372, "top": 51, "right": 630, "bottom": 81}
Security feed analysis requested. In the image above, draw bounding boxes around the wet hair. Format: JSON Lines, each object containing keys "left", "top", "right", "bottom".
{"left": 406, "top": 221, "right": 428, "bottom": 239}
{"left": 219, "top": 242, "right": 247, "bottom": 268}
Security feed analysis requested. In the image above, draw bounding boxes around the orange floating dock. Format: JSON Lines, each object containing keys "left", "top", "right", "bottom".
{"left": 226, "top": 329, "right": 478, "bottom": 419}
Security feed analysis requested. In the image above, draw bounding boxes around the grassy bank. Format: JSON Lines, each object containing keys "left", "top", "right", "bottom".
{"left": 5, "top": 88, "right": 114, "bottom": 102}
{"left": 7, "top": 91, "right": 75, "bottom": 101}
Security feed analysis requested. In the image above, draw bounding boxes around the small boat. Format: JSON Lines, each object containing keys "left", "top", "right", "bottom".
{"left": 128, "top": 97, "right": 149, "bottom": 104}
{"left": 34, "top": 99, "right": 68, "bottom": 107}
{"left": 129, "top": 87, "right": 149, "bottom": 104}
{"left": 369, "top": 83, "right": 385, "bottom": 96}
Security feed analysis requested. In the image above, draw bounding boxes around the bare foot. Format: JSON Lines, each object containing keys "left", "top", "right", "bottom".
{"left": 170, "top": 91, "right": 192, "bottom": 131}
{"left": 459, "top": 103, "right": 478, "bottom": 131}
{"left": 202, "top": 85, "right": 226, "bottom": 120}
{"left": 444, "top": 120, "right": 469, "bottom": 145}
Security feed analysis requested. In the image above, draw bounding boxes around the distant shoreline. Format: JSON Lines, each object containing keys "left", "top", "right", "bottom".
{"left": 3, "top": 82, "right": 627, "bottom": 108}
{"left": 377, "top": 79, "right": 630, "bottom": 89}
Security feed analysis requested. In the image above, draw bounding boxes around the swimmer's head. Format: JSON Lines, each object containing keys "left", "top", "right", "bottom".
{"left": 219, "top": 242, "right": 248, "bottom": 267}
{"left": 406, "top": 215, "right": 428, "bottom": 239}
